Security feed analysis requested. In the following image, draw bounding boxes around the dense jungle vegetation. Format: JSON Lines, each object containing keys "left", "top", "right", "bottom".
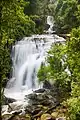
{"left": 0, "top": 0, "right": 80, "bottom": 119}
{"left": 0, "top": 0, "right": 50, "bottom": 117}
{"left": 38, "top": 0, "right": 80, "bottom": 120}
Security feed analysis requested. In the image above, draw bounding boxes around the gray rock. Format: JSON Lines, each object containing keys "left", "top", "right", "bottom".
{"left": 34, "top": 88, "right": 45, "bottom": 93}
{"left": 43, "top": 80, "right": 53, "bottom": 89}
{"left": 4, "top": 96, "right": 16, "bottom": 104}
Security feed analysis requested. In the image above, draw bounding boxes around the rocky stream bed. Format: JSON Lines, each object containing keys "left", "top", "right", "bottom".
{"left": 2, "top": 84, "right": 68, "bottom": 120}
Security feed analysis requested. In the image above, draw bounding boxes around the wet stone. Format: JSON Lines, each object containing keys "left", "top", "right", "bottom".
{"left": 41, "top": 113, "right": 52, "bottom": 120}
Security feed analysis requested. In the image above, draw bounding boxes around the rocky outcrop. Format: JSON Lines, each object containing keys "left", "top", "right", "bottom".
{"left": 43, "top": 80, "right": 53, "bottom": 89}
{"left": 2, "top": 88, "right": 67, "bottom": 120}
{"left": 4, "top": 96, "right": 16, "bottom": 105}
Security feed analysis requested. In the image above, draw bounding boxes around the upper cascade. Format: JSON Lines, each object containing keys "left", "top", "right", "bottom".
{"left": 47, "top": 16, "right": 54, "bottom": 34}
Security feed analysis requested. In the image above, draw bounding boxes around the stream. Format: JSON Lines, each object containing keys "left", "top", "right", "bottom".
{"left": 2, "top": 16, "right": 65, "bottom": 118}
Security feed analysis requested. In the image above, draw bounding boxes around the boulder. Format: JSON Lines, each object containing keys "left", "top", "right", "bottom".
{"left": 4, "top": 96, "right": 16, "bottom": 104}
{"left": 25, "top": 114, "right": 31, "bottom": 120}
{"left": 51, "top": 112, "right": 58, "bottom": 119}
{"left": 43, "top": 80, "right": 53, "bottom": 89}
{"left": 2, "top": 114, "right": 12, "bottom": 120}
{"left": 25, "top": 93, "right": 37, "bottom": 100}
{"left": 41, "top": 113, "right": 52, "bottom": 120}
{"left": 34, "top": 88, "right": 45, "bottom": 93}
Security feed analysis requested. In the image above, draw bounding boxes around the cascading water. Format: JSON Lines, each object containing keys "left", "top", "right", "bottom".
{"left": 47, "top": 16, "right": 54, "bottom": 34}
{"left": 4, "top": 16, "right": 65, "bottom": 100}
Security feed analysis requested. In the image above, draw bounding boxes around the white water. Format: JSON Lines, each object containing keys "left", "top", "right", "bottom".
{"left": 47, "top": 16, "right": 54, "bottom": 34}
{"left": 4, "top": 16, "right": 65, "bottom": 100}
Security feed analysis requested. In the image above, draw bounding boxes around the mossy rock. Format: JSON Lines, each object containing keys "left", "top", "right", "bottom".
{"left": 57, "top": 113, "right": 65, "bottom": 118}
{"left": 41, "top": 113, "right": 52, "bottom": 120}
{"left": 25, "top": 114, "right": 31, "bottom": 120}
{"left": 37, "top": 117, "right": 41, "bottom": 120}
{"left": 51, "top": 112, "right": 58, "bottom": 118}
{"left": 2, "top": 114, "right": 12, "bottom": 120}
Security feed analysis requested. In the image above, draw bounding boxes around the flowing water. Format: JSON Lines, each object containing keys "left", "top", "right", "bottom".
{"left": 4, "top": 16, "right": 65, "bottom": 100}
{"left": 47, "top": 16, "right": 54, "bottom": 33}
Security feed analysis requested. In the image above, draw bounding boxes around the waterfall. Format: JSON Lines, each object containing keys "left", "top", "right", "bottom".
{"left": 47, "top": 16, "right": 54, "bottom": 34}
{"left": 4, "top": 16, "right": 65, "bottom": 100}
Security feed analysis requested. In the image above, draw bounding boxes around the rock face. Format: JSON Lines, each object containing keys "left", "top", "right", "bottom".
{"left": 25, "top": 89, "right": 59, "bottom": 107}
{"left": 24, "top": 88, "right": 61, "bottom": 119}
{"left": 43, "top": 80, "right": 53, "bottom": 89}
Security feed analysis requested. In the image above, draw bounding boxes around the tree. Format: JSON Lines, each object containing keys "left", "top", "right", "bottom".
{"left": 38, "top": 43, "right": 71, "bottom": 91}
{"left": 53, "top": 0, "right": 79, "bottom": 33}
{"left": 66, "top": 28, "right": 80, "bottom": 120}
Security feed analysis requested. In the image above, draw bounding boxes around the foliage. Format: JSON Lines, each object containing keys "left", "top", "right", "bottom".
{"left": 25, "top": 0, "right": 49, "bottom": 16}
{"left": 53, "top": 0, "right": 79, "bottom": 33}
{"left": 38, "top": 9, "right": 80, "bottom": 119}
{"left": 67, "top": 27, "right": 80, "bottom": 81}
{"left": 38, "top": 43, "right": 71, "bottom": 91}
{"left": 24, "top": 0, "right": 54, "bottom": 33}
{"left": 30, "top": 15, "right": 45, "bottom": 34}
{"left": 65, "top": 27, "right": 80, "bottom": 120}
{"left": 67, "top": 97, "right": 80, "bottom": 120}
{"left": 1, "top": 0, "right": 35, "bottom": 40}
{"left": 47, "top": 1, "right": 80, "bottom": 118}
{"left": 37, "top": 63, "right": 49, "bottom": 82}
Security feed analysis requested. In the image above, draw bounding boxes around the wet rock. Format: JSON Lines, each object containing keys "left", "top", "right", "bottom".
{"left": 32, "top": 108, "right": 42, "bottom": 115}
{"left": 2, "top": 110, "right": 22, "bottom": 120}
{"left": 2, "top": 114, "right": 12, "bottom": 120}
{"left": 51, "top": 112, "right": 58, "bottom": 119}
{"left": 43, "top": 80, "right": 53, "bottom": 89}
{"left": 2, "top": 88, "right": 61, "bottom": 118}
{"left": 41, "top": 113, "right": 52, "bottom": 120}
{"left": 4, "top": 96, "right": 16, "bottom": 104}
{"left": 40, "top": 99, "right": 51, "bottom": 106}
{"left": 45, "top": 24, "right": 50, "bottom": 30}
{"left": 25, "top": 93, "right": 37, "bottom": 100}
{"left": 24, "top": 88, "right": 60, "bottom": 113}
{"left": 36, "top": 93, "right": 49, "bottom": 101}
{"left": 34, "top": 88, "right": 45, "bottom": 93}
{"left": 10, "top": 116, "right": 20, "bottom": 120}
{"left": 7, "top": 101, "right": 28, "bottom": 112}
{"left": 25, "top": 114, "right": 31, "bottom": 120}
